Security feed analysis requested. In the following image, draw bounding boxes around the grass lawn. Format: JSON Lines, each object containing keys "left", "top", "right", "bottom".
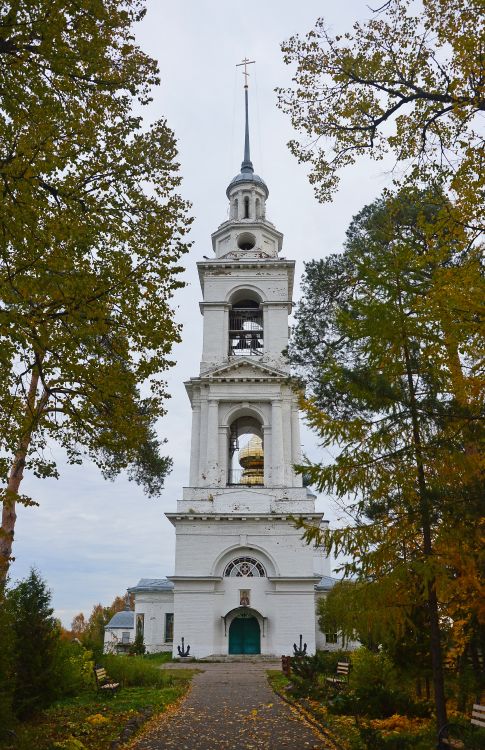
{"left": 0, "top": 668, "right": 193, "bottom": 750}
{"left": 268, "top": 671, "right": 358, "bottom": 749}
{"left": 268, "top": 671, "right": 485, "bottom": 750}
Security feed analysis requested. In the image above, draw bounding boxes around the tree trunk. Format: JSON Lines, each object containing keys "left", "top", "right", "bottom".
{"left": 0, "top": 367, "right": 42, "bottom": 583}
{"left": 401, "top": 333, "right": 448, "bottom": 733}
{"left": 395, "top": 278, "right": 448, "bottom": 731}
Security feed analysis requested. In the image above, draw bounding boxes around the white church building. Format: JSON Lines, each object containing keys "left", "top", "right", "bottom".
{"left": 106, "top": 81, "right": 342, "bottom": 659}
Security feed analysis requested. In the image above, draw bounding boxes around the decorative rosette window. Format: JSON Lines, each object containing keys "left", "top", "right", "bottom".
{"left": 224, "top": 556, "right": 266, "bottom": 577}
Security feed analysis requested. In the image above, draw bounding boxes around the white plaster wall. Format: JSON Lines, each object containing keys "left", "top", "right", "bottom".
{"left": 134, "top": 592, "right": 174, "bottom": 654}
{"left": 172, "top": 589, "right": 217, "bottom": 658}
{"left": 184, "top": 380, "right": 304, "bottom": 493}
{"left": 103, "top": 627, "right": 133, "bottom": 653}
{"left": 173, "top": 519, "right": 317, "bottom": 578}
{"left": 171, "top": 576, "right": 316, "bottom": 658}
{"left": 198, "top": 262, "right": 294, "bottom": 373}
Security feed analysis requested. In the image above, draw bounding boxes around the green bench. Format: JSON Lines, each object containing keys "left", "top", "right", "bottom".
{"left": 325, "top": 660, "right": 350, "bottom": 689}
{"left": 93, "top": 665, "right": 120, "bottom": 696}
{"left": 438, "top": 704, "right": 485, "bottom": 749}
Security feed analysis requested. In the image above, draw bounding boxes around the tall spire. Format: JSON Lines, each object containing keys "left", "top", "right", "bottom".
{"left": 236, "top": 58, "right": 255, "bottom": 173}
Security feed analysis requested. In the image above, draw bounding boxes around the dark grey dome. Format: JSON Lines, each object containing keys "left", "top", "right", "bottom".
{"left": 226, "top": 170, "right": 269, "bottom": 198}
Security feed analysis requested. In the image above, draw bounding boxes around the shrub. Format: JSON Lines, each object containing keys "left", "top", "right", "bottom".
{"left": 290, "top": 650, "right": 350, "bottom": 697}
{"left": 355, "top": 722, "right": 432, "bottom": 750}
{"left": 129, "top": 630, "right": 146, "bottom": 656}
{"left": 350, "top": 648, "right": 400, "bottom": 695}
{"left": 52, "top": 641, "right": 94, "bottom": 697}
{"left": 8, "top": 569, "right": 60, "bottom": 718}
{"left": 102, "top": 655, "right": 174, "bottom": 687}
{"left": 0, "top": 582, "right": 15, "bottom": 736}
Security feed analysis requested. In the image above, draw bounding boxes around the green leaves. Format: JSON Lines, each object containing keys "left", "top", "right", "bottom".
{"left": 290, "top": 187, "right": 483, "bottom": 685}
{"left": 0, "top": 1, "right": 193, "bottom": 575}
{"left": 278, "top": 0, "right": 484, "bottom": 234}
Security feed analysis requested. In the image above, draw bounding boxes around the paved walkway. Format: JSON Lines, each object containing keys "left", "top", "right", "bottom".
{"left": 130, "top": 661, "right": 329, "bottom": 750}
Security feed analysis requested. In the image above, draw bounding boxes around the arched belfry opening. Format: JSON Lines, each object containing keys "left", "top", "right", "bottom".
{"left": 228, "top": 416, "right": 264, "bottom": 486}
{"left": 228, "top": 298, "right": 263, "bottom": 356}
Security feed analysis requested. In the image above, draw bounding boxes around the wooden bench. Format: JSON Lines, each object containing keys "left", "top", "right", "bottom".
{"left": 93, "top": 666, "right": 120, "bottom": 696}
{"left": 438, "top": 704, "right": 485, "bottom": 749}
{"left": 325, "top": 661, "right": 350, "bottom": 689}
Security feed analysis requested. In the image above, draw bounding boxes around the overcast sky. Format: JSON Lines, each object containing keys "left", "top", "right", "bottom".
{"left": 11, "top": 0, "right": 397, "bottom": 626}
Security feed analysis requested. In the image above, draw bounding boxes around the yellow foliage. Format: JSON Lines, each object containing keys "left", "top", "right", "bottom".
{"left": 86, "top": 713, "right": 110, "bottom": 726}
{"left": 370, "top": 714, "right": 430, "bottom": 735}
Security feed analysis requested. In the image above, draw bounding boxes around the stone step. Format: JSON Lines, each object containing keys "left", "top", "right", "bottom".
{"left": 199, "top": 654, "right": 280, "bottom": 662}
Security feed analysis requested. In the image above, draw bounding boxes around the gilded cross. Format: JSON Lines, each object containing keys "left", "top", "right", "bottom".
{"left": 236, "top": 57, "right": 256, "bottom": 88}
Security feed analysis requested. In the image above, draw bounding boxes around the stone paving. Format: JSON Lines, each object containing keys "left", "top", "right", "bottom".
{"left": 130, "top": 661, "right": 329, "bottom": 750}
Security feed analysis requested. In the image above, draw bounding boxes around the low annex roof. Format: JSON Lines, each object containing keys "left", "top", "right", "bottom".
{"left": 106, "top": 610, "right": 134, "bottom": 629}
{"left": 314, "top": 575, "right": 339, "bottom": 592}
{"left": 127, "top": 578, "right": 174, "bottom": 593}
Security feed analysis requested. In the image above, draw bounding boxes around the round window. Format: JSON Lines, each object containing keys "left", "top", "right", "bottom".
{"left": 237, "top": 232, "right": 256, "bottom": 251}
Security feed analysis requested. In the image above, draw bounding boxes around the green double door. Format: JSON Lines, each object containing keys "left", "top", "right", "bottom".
{"left": 228, "top": 616, "right": 261, "bottom": 654}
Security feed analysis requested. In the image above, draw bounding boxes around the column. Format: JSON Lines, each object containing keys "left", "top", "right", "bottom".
{"left": 206, "top": 399, "right": 219, "bottom": 485}
{"left": 198, "top": 395, "right": 208, "bottom": 484}
{"left": 189, "top": 398, "right": 201, "bottom": 486}
{"left": 282, "top": 398, "right": 292, "bottom": 485}
{"left": 271, "top": 399, "right": 284, "bottom": 486}
{"left": 291, "top": 404, "right": 302, "bottom": 486}
{"left": 218, "top": 426, "right": 229, "bottom": 486}
{"left": 263, "top": 424, "right": 271, "bottom": 486}
{"left": 262, "top": 304, "right": 269, "bottom": 355}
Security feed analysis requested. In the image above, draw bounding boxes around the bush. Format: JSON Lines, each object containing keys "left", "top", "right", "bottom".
{"left": 102, "top": 655, "right": 174, "bottom": 687}
{"left": 355, "top": 723, "right": 432, "bottom": 750}
{"left": 129, "top": 630, "right": 146, "bottom": 656}
{"left": 0, "top": 582, "right": 15, "bottom": 736}
{"left": 52, "top": 641, "right": 94, "bottom": 697}
{"left": 3, "top": 569, "right": 95, "bottom": 725}
{"left": 326, "top": 648, "right": 431, "bottom": 720}
{"left": 8, "top": 569, "right": 60, "bottom": 718}
{"left": 350, "top": 648, "right": 400, "bottom": 695}
{"left": 290, "top": 650, "right": 350, "bottom": 697}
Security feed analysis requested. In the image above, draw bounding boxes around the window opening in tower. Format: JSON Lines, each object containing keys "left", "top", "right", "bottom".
{"left": 227, "top": 417, "right": 264, "bottom": 486}
{"left": 229, "top": 299, "right": 263, "bottom": 356}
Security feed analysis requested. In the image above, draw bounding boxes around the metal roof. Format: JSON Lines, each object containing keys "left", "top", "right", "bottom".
{"left": 314, "top": 575, "right": 339, "bottom": 592}
{"left": 106, "top": 610, "right": 134, "bottom": 629}
{"left": 226, "top": 170, "right": 269, "bottom": 198}
{"left": 127, "top": 578, "right": 174, "bottom": 593}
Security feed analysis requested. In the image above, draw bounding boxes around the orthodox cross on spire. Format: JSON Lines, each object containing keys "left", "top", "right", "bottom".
{"left": 236, "top": 58, "right": 255, "bottom": 173}
{"left": 236, "top": 57, "right": 255, "bottom": 89}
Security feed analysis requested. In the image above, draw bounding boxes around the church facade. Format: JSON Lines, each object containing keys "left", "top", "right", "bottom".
{"left": 118, "top": 85, "right": 343, "bottom": 659}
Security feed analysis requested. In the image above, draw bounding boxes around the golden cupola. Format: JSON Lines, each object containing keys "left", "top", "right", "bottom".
{"left": 239, "top": 436, "right": 264, "bottom": 485}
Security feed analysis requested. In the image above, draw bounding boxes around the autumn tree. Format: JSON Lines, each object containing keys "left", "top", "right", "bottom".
{"left": 290, "top": 188, "right": 483, "bottom": 731}
{"left": 0, "top": 1, "right": 192, "bottom": 579}
{"left": 71, "top": 591, "right": 133, "bottom": 655}
{"left": 318, "top": 581, "right": 435, "bottom": 697}
{"left": 278, "top": 0, "right": 484, "bottom": 233}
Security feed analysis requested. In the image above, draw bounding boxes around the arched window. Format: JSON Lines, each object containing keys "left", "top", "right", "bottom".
{"left": 228, "top": 415, "right": 264, "bottom": 486}
{"left": 224, "top": 556, "right": 266, "bottom": 577}
{"left": 244, "top": 196, "right": 250, "bottom": 218}
{"left": 229, "top": 299, "right": 263, "bottom": 356}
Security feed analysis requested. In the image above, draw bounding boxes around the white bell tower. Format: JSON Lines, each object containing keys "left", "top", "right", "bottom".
{"left": 167, "top": 65, "right": 328, "bottom": 658}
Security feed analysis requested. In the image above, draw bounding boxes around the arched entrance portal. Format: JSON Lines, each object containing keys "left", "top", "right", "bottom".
{"left": 228, "top": 615, "right": 261, "bottom": 654}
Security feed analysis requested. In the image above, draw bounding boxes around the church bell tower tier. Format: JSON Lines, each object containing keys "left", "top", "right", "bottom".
{"left": 168, "top": 64, "right": 329, "bottom": 659}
